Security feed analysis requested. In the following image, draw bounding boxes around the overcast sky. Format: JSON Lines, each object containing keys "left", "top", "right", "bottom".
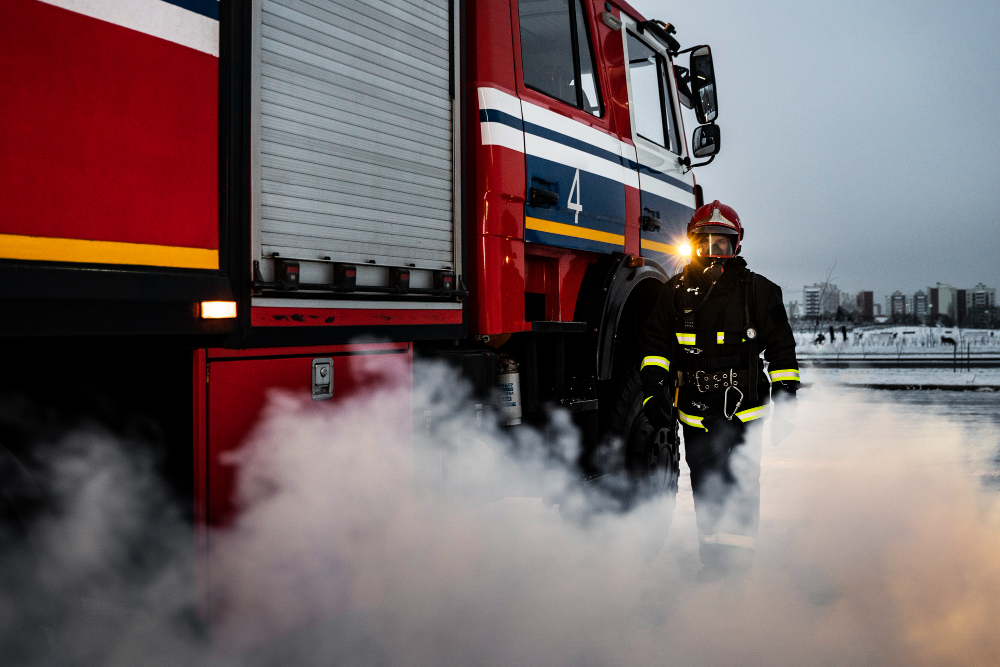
{"left": 631, "top": 0, "right": 1000, "bottom": 303}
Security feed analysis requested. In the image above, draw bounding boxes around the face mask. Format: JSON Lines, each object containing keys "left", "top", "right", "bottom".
{"left": 692, "top": 233, "right": 736, "bottom": 258}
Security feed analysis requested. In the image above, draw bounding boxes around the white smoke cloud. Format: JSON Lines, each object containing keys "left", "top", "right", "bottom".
{"left": 2, "top": 364, "right": 999, "bottom": 666}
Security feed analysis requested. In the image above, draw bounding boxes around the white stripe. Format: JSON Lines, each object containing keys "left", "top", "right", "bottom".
{"left": 640, "top": 172, "right": 697, "bottom": 207}
{"left": 521, "top": 100, "right": 621, "bottom": 153}
{"left": 481, "top": 122, "right": 525, "bottom": 154}
{"left": 477, "top": 91, "right": 651, "bottom": 193}
{"left": 620, "top": 142, "right": 638, "bottom": 163}
{"left": 620, "top": 143, "right": 640, "bottom": 188}
{"left": 38, "top": 0, "right": 219, "bottom": 57}
{"left": 525, "top": 134, "right": 627, "bottom": 185}
{"left": 479, "top": 89, "right": 642, "bottom": 191}
{"left": 621, "top": 161, "right": 640, "bottom": 188}
{"left": 477, "top": 87, "right": 523, "bottom": 118}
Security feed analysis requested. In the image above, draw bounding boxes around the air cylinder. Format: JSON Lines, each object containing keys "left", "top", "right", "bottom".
{"left": 497, "top": 355, "right": 522, "bottom": 426}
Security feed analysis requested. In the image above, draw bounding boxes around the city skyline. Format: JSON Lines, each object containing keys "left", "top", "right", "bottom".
{"left": 631, "top": 0, "right": 1000, "bottom": 297}
{"left": 789, "top": 281, "right": 996, "bottom": 326}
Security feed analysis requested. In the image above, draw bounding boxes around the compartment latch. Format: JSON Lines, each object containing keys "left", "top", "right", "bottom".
{"left": 312, "top": 358, "right": 333, "bottom": 400}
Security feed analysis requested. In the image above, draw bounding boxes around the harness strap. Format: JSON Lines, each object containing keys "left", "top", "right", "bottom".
{"left": 744, "top": 272, "right": 759, "bottom": 402}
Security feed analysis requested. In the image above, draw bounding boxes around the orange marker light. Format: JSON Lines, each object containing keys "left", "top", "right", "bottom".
{"left": 200, "top": 301, "right": 237, "bottom": 319}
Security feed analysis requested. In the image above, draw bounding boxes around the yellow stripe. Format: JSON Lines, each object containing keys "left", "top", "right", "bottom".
{"left": 0, "top": 233, "right": 218, "bottom": 270}
{"left": 525, "top": 217, "right": 624, "bottom": 246}
{"left": 678, "top": 409, "right": 707, "bottom": 431}
{"left": 640, "top": 356, "right": 670, "bottom": 371}
{"left": 676, "top": 332, "right": 696, "bottom": 345}
{"left": 716, "top": 331, "right": 725, "bottom": 344}
{"left": 736, "top": 404, "right": 770, "bottom": 423}
{"left": 640, "top": 238, "right": 678, "bottom": 254}
{"left": 643, "top": 396, "right": 652, "bottom": 406}
{"left": 769, "top": 369, "right": 800, "bottom": 381}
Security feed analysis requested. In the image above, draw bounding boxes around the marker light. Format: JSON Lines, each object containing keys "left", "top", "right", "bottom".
{"left": 200, "top": 300, "right": 237, "bottom": 319}
{"left": 676, "top": 241, "right": 692, "bottom": 258}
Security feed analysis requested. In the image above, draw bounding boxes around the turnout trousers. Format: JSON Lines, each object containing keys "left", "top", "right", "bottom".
{"left": 681, "top": 413, "right": 764, "bottom": 571}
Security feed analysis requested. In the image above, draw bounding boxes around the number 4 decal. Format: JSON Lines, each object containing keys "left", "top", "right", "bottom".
{"left": 567, "top": 168, "right": 582, "bottom": 224}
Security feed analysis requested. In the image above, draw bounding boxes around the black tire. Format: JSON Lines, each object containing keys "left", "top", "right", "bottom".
{"left": 600, "top": 366, "right": 680, "bottom": 508}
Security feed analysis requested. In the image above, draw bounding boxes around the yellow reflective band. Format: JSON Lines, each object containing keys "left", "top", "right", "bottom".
{"left": 525, "top": 217, "right": 625, "bottom": 246}
{"left": 678, "top": 409, "right": 707, "bottom": 431}
{"left": 676, "top": 333, "right": 696, "bottom": 346}
{"left": 700, "top": 532, "right": 756, "bottom": 549}
{"left": 735, "top": 404, "right": 770, "bottom": 423}
{"left": 643, "top": 396, "right": 652, "bottom": 406}
{"left": 639, "top": 238, "right": 677, "bottom": 254}
{"left": 716, "top": 332, "right": 725, "bottom": 344}
{"left": 640, "top": 356, "right": 670, "bottom": 371}
{"left": 0, "top": 233, "right": 219, "bottom": 269}
{"left": 769, "top": 368, "right": 801, "bottom": 381}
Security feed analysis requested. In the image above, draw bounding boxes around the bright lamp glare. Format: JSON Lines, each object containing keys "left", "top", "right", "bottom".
{"left": 677, "top": 242, "right": 692, "bottom": 258}
{"left": 200, "top": 301, "right": 237, "bottom": 319}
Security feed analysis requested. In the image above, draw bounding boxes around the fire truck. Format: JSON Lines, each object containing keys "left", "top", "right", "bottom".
{"left": 1, "top": 0, "right": 720, "bottom": 559}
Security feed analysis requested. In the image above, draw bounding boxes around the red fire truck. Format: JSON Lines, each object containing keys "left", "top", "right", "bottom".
{"left": 0, "top": 0, "right": 720, "bottom": 541}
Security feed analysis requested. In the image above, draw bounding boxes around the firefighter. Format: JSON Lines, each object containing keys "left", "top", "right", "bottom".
{"left": 640, "top": 201, "right": 799, "bottom": 580}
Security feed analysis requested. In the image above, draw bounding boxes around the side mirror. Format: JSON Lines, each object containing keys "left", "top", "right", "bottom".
{"left": 689, "top": 46, "right": 717, "bottom": 123}
{"left": 692, "top": 124, "right": 720, "bottom": 158}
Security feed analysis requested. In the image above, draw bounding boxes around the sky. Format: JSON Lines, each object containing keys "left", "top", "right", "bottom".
{"left": 631, "top": 0, "right": 1000, "bottom": 304}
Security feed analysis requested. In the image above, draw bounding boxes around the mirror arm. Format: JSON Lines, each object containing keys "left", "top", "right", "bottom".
{"left": 676, "top": 44, "right": 708, "bottom": 55}
{"left": 637, "top": 20, "right": 680, "bottom": 55}
{"left": 679, "top": 154, "right": 716, "bottom": 173}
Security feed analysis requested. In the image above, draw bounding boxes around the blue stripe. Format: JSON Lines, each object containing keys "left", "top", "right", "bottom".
{"left": 480, "top": 105, "right": 696, "bottom": 195}
{"left": 481, "top": 108, "right": 625, "bottom": 172}
{"left": 638, "top": 164, "right": 695, "bottom": 194}
{"left": 523, "top": 121, "right": 627, "bottom": 170}
{"left": 160, "top": 0, "right": 219, "bottom": 20}
{"left": 479, "top": 109, "right": 523, "bottom": 130}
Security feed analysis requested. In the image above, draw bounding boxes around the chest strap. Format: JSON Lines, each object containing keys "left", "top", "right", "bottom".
{"left": 675, "top": 331, "right": 748, "bottom": 346}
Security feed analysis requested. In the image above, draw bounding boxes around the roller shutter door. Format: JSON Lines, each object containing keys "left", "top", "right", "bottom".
{"left": 257, "top": 0, "right": 454, "bottom": 270}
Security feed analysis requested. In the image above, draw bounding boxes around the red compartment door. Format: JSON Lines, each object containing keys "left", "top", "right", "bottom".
{"left": 202, "top": 343, "right": 412, "bottom": 528}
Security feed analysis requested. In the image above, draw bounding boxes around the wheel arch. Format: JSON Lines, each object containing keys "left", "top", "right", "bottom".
{"left": 574, "top": 254, "right": 670, "bottom": 382}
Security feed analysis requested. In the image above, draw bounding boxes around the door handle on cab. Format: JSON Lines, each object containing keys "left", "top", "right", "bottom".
{"left": 529, "top": 187, "right": 559, "bottom": 208}
{"left": 642, "top": 215, "right": 662, "bottom": 232}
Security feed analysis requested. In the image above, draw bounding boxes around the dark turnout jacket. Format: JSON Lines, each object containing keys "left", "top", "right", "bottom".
{"left": 640, "top": 257, "right": 799, "bottom": 428}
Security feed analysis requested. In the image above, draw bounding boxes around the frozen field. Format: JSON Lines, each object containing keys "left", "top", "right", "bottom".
{"left": 803, "top": 367, "right": 1000, "bottom": 389}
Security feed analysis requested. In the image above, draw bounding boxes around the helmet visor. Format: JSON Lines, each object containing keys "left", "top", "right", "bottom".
{"left": 692, "top": 233, "right": 737, "bottom": 258}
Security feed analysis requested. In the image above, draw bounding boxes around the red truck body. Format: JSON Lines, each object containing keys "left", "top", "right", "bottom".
{"left": 1, "top": 0, "right": 713, "bottom": 641}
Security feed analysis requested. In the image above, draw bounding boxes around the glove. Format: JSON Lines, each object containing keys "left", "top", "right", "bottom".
{"left": 770, "top": 382, "right": 797, "bottom": 445}
{"left": 641, "top": 364, "right": 674, "bottom": 430}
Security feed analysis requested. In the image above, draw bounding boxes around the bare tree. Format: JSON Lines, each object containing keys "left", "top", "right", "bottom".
{"left": 813, "top": 259, "right": 838, "bottom": 333}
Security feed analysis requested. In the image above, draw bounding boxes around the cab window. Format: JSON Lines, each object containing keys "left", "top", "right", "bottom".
{"left": 626, "top": 32, "right": 680, "bottom": 153}
{"left": 519, "top": 0, "right": 603, "bottom": 116}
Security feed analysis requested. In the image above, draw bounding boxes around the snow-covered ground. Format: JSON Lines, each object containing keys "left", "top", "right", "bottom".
{"left": 803, "top": 367, "right": 1000, "bottom": 388}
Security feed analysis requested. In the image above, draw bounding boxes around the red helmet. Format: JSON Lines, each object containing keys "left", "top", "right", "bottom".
{"left": 687, "top": 200, "right": 742, "bottom": 257}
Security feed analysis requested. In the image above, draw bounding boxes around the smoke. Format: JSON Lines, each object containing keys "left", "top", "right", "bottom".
{"left": 2, "top": 362, "right": 1000, "bottom": 666}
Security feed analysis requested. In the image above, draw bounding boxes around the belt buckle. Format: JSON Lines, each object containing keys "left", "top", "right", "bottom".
{"left": 694, "top": 370, "right": 706, "bottom": 392}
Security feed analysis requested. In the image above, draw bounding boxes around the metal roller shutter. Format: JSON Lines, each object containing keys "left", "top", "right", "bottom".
{"left": 256, "top": 0, "right": 455, "bottom": 270}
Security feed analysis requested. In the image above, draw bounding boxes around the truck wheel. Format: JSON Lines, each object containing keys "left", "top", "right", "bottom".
{"left": 601, "top": 366, "right": 680, "bottom": 508}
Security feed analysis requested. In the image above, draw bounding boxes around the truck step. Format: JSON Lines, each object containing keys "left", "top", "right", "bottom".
{"left": 531, "top": 321, "right": 588, "bottom": 333}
